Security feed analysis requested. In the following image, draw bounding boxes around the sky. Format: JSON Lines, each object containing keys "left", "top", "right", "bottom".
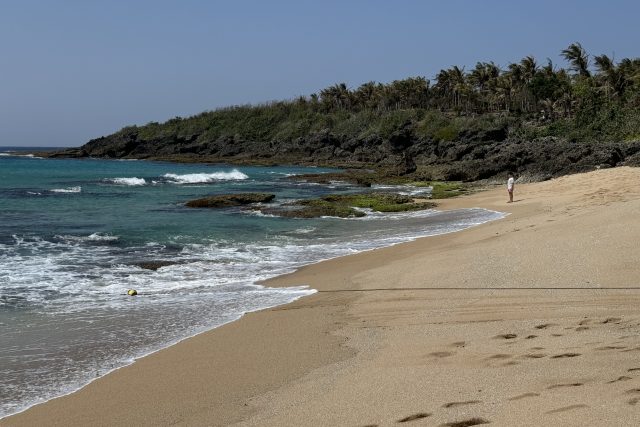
{"left": 1, "top": 0, "right": 639, "bottom": 147}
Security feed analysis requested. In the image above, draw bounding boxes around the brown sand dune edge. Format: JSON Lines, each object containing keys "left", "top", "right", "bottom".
{"left": 5, "top": 167, "right": 640, "bottom": 427}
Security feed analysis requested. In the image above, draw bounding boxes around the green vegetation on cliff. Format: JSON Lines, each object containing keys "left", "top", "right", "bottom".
{"left": 58, "top": 43, "right": 640, "bottom": 182}
{"left": 106, "top": 43, "right": 640, "bottom": 146}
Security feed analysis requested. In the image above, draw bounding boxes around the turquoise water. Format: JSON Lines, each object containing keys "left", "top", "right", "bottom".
{"left": 0, "top": 149, "right": 505, "bottom": 418}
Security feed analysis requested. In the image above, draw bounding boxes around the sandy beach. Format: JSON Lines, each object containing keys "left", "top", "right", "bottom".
{"left": 5, "top": 166, "right": 640, "bottom": 427}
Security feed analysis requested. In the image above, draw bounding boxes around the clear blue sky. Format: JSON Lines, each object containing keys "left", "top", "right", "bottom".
{"left": 1, "top": 0, "right": 638, "bottom": 147}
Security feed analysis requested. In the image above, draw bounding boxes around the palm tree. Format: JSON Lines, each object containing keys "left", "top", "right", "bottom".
{"left": 447, "top": 66, "right": 469, "bottom": 112}
{"left": 354, "top": 81, "right": 379, "bottom": 110}
{"left": 594, "top": 54, "right": 617, "bottom": 98}
{"left": 388, "top": 77, "right": 429, "bottom": 109}
{"left": 319, "top": 83, "right": 352, "bottom": 111}
{"left": 520, "top": 56, "right": 538, "bottom": 83}
{"left": 541, "top": 58, "right": 555, "bottom": 77}
{"left": 469, "top": 62, "right": 500, "bottom": 112}
{"left": 434, "top": 68, "right": 452, "bottom": 109}
{"left": 504, "top": 63, "right": 528, "bottom": 112}
{"left": 561, "top": 42, "right": 590, "bottom": 77}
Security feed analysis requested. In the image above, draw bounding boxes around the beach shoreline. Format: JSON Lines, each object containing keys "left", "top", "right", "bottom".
{"left": 5, "top": 167, "right": 640, "bottom": 426}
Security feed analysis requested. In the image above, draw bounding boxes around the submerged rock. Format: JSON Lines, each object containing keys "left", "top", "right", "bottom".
{"left": 261, "top": 204, "right": 366, "bottom": 219}
{"left": 185, "top": 193, "right": 275, "bottom": 208}
{"left": 133, "top": 260, "right": 178, "bottom": 270}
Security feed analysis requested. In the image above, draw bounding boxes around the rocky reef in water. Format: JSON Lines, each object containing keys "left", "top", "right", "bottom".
{"left": 185, "top": 193, "right": 275, "bottom": 208}
{"left": 183, "top": 192, "right": 437, "bottom": 219}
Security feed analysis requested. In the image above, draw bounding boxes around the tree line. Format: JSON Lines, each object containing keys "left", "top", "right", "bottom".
{"left": 314, "top": 42, "right": 639, "bottom": 120}
{"left": 118, "top": 43, "right": 640, "bottom": 145}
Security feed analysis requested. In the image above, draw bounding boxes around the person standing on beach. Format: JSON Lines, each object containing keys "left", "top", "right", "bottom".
{"left": 507, "top": 173, "right": 515, "bottom": 203}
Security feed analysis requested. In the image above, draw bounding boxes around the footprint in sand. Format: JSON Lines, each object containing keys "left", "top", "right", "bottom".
{"left": 429, "top": 351, "right": 454, "bottom": 358}
{"left": 596, "top": 345, "right": 627, "bottom": 351}
{"left": 494, "top": 334, "right": 517, "bottom": 340}
{"left": 451, "top": 341, "right": 466, "bottom": 348}
{"left": 547, "top": 383, "right": 583, "bottom": 389}
{"left": 525, "top": 335, "right": 537, "bottom": 339}
{"left": 397, "top": 412, "right": 431, "bottom": 423}
{"left": 487, "top": 354, "right": 512, "bottom": 360}
{"left": 607, "top": 376, "right": 632, "bottom": 384}
{"left": 509, "top": 392, "right": 540, "bottom": 401}
{"left": 535, "top": 323, "right": 557, "bottom": 330}
{"left": 522, "top": 353, "right": 547, "bottom": 359}
{"left": 550, "top": 353, "right": 581, "bottom": 359}
{"left": 627, "top": 368, "right": 640, "bottom": 372}
{"left": 578, "top": 319, "right": 591, "bottom": 325}
{"left": 575, "top": 326, "right": 589, "bottom": 331}
{"left": 545, "top": 404, "right": 588, "bottom": 414}
{"left": 628, "top": 397, "right": 640, "bottom": 406}
{"left": 439, "top": 418, "right": 490, "bottom": 427}
{"left": 602, "top": 317, "right": 622, "bottom": 324}
{"left": 443, "top": 400, "right": 481, "bottom": 408}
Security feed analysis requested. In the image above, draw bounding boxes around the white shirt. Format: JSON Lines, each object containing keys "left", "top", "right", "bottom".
{"left": 507, "top": 177, "right": 514, "bottom": 191}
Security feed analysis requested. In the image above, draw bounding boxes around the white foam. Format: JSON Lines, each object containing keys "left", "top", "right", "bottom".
{"left": 56, "top": 233, "right": 120, "bottom": 242}
{"left": 348, "top": 207, "right": 439, "bottom": 221}
{"left": 268, "top": 171, "right": 297, "bottom": 177}
{"left": 293, "top": 227, "right": 316, "bottom": 234}
{"left": 50, "top": 186, "right": 81, "bottom": 193}
{"left": 104, "top": 177, "right": 146, "bottom": 186}
{"left": 163, "top": 169, "right": 248, "bottom": 184}
{"left": 371, "top": 184, "right": 433, "bottom": 196}
{"left": 0, "top": 207, "right": 506, "bottom": 420}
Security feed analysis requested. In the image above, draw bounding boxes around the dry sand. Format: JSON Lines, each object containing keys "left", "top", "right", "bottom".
{"left": 5, "top": 166, "right": 640, "bottom": 427}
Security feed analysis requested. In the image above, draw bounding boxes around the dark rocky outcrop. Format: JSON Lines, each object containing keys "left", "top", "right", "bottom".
{"left": 47, "top": 124, "right": 640, "bottom": 182}
{"left": 261, "top": 204, "right": 365, "bottom": 219}
{"left": 185, "top": 193, "right": 275, "bottom": 208}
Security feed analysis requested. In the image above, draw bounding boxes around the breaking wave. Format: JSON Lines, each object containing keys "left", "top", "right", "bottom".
{"left": 50, "top": 186, "right": 81, "bottom": 193}
{"left": 163, "top": 169, "right": 248, "bottom": 184}
{"left": 104, "top": 177, "right": 147, "bottom": 186}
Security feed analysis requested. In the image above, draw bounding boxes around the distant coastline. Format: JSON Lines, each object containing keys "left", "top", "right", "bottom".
{"left": 0, "top": 146, "right": 70, "bottom": 152}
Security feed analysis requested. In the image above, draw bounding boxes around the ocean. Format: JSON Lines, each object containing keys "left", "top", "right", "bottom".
{"left": 0, "top": 147, "right": 505, "bottom": 418}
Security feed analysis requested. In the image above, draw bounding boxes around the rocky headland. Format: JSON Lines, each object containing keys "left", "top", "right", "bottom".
{"left": 48, "top": 127, "right": 640, "bottom": 183}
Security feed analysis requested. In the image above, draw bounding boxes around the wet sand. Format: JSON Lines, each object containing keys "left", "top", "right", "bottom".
{"left": 5, "top": 167, "right": 640, "bottom": 427}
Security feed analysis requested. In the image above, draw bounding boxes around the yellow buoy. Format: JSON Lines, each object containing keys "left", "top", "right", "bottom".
{"left": 127, "top": 289, "right": 138, "bottom": 296}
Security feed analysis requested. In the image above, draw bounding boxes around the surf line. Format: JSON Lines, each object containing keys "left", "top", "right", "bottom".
{"left": 316, "top": 287, "right": 640, "bottom": 292}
